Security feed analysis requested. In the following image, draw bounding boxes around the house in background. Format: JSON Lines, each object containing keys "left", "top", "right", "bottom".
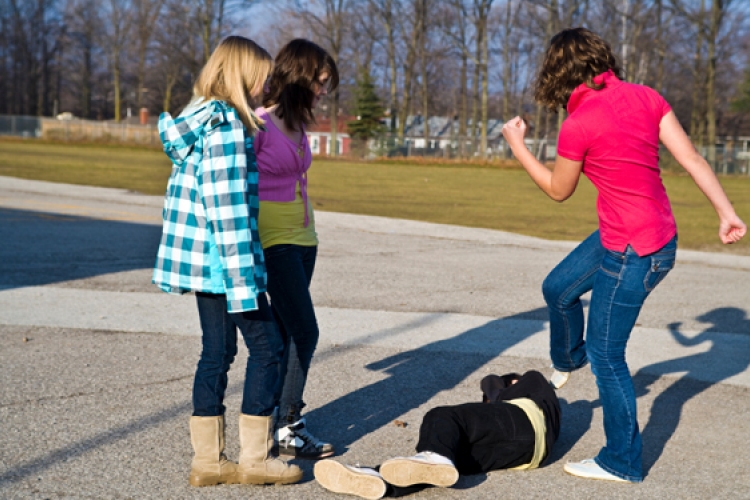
{"left": 306, "top": 115, "right": 354, "bottom": 155}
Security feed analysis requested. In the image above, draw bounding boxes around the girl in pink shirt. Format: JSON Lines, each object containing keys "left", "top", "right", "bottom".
{"left": 502, "top": 28, "right": 745, "bottom": 483}
{"left": 254, "top": 39, "right": 339, "bottom": 460}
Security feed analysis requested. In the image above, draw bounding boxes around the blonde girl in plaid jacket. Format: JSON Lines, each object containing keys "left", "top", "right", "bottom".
{"left": 153, "top": 36, "right": 302, "bottom": 487}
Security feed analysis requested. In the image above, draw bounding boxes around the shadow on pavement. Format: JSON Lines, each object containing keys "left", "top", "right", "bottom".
{"left": 0, "top": 207, "right": 161, "bottom": 288}
{"left": 0, "top": 397, "right": 194, "bottom": 485}
{"left": 305, "top": 307, "right": 553, "bottom": 457}
{"left": 545, "top": 398, "right": 595, "bottom": 465}
{"left": 634, "top": 307, "right": 750, "bottom": 475}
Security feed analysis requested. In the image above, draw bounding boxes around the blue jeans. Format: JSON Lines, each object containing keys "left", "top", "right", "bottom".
{"left": 264, "top": 244, "right": 319, "bottom": 426}
{"left": 192, "top": 292, "right": 283, "bottom": 417}
{"left": 543, "top": 231, "right": 676, "bottom": 482}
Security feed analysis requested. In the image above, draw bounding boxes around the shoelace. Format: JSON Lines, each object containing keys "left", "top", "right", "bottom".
{"left": 295, "top": 425, "right": 324, "bottom": 447}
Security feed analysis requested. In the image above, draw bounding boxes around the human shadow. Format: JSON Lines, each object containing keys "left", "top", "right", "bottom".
{"left": 545, "top": 398, "right": 596, "bottom": 464}
{"left": 305, "top": 307, "right": 549, "bottom": 457}
{"left": 0, "top": 207, "right": 161, "bottom": 289}
{"left": 634, "top": 307, "right": 750, "bottom": 474}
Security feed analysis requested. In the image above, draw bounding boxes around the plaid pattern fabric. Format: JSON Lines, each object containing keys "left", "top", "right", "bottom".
{"left": 153, "top": 99, "right": 266, "bottom": 313}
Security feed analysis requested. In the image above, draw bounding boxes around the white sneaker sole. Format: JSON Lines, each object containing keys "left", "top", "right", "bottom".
{"left": 314, "top": 460, "right": 387, "bottom": 500}
{"left": 379, "top": 457, "right": 459, "bottom": 488}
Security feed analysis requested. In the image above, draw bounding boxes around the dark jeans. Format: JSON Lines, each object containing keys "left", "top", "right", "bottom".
{"left": 192, "top": 292, "right": 283, "bottom": 417}
{"left": 264, "top": 244, "right": 319, "bottom": 425}
{"left": 416, "top": 402, "right": 535, "bottom": 475}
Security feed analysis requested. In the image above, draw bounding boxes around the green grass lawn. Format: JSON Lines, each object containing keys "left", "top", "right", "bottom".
{"left": 1, "top": 138, "right": 748, "bottom": 254}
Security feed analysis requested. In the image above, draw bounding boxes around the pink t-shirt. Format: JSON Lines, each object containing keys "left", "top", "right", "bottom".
{"left": 557, "top": 70, "right": 676, "bottom": 256}
{"left": 253, "top": 107, "right": 313, "bottom": 223}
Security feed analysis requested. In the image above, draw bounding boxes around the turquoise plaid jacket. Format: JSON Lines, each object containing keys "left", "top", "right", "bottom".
{"left": 152, "top": 99, "right": 266, "bottom": 313}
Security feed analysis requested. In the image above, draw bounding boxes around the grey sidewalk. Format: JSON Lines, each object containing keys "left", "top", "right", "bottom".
{"left": 1, "top": 176, "right": 749, "bottom": 499}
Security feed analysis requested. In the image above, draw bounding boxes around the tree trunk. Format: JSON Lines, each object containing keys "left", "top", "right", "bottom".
{"left": 479, "top": 10, "right": 488, "bottom": 158}
{"left": 420, "top": 1, "right": 429, "bottom": 142}
{"left": 379, "top": 0, "right": 398, "bottom": 133}
{"left": 113, "top": 53, "right": 121, "bottom": 121}
{"left": 136, "top": 0, "right": 164, "bottom": 109}
{"left": 397, "top": 0, "right": 424, "bottom": 141}
{"left": 706, "top": 0, "right": 723, "bottom": 169}
{"left": 690, "top": 0, "right": 706, "bottom": 146}
{"left": 655, "top": 0, "right": 664, "bottom": 92}
{"left": 470, "top": 21, "right": 481, "bottom": 145}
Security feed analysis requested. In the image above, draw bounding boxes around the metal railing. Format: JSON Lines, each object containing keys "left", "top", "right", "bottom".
{"left": 364, "top": 133, "right": 750, "bottom": 175}
{"left": 2, "top": 115, "right": 748, "bottom": 175}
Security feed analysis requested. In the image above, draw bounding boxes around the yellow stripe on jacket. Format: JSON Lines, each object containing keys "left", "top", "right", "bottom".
{"left": 506, "top": 398, "right": 547, "bottom": 470}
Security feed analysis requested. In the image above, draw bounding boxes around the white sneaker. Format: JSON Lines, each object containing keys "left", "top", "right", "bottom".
{"left": 314, "top": 459, "right": 387, "bottom": 499}
{"left": 550, "top": 365, "right": 570, "bottom": 389}
{"left": 379, "top": 451, "right": 459, "bottom": 488}
{"left": 563, "top": 459, "right": 632, "bottom": 483}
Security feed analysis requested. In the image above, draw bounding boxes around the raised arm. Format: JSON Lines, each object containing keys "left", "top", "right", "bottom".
{"left": 501, "top": 116, "right": 583, "bottom": 202}
{"left": 659, "top": 111, "right": 746, "bottom": 244}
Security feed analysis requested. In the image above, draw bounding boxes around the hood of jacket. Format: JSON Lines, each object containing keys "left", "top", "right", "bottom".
{"left": 158, "top": 98, "right": 230, "bottom": 165}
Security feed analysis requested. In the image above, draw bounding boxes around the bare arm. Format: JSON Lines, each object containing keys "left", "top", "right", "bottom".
{"left": 501, "top": 116, "right": 582, "bottom": 202}
{"left": 659, "top": 111, "right": 746, "bottom": 244}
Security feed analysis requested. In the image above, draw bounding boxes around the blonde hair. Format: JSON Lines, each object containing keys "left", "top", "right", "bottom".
{"left": 193, "top": 36, "right": 273, "bottom": 134}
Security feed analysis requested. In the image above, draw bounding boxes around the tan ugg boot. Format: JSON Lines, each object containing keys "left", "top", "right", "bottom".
{"left": 188, "top": 415, "right": 239, "bottom": 487}
{"left": 237, "top": 414, "right": 303, "bottom": 485}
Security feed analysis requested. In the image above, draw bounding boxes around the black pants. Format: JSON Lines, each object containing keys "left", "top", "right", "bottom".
{"left": 416, "top": 401, "right": 536, "bottom": 475}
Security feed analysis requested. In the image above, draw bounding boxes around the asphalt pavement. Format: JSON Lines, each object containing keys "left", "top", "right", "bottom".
{"left": 1, "top": 176, "right": 749, "bottom": 499}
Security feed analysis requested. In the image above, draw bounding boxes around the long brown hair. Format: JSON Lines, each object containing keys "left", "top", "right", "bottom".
{"left": 193, "top": 36, "right": 273, "bottom": 134}
{"left": 263, "top": 38, "right": 340, "bottom": 132}
{"left": 534, "top": 27, "right": 623, "bottom": 111}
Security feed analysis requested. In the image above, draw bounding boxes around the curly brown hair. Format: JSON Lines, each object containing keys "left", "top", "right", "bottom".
{"left": 263, "top": 39, "right": 339, "bottom": 132}
{"left": 534, "top": 27, "right": 623, "bottom": 111}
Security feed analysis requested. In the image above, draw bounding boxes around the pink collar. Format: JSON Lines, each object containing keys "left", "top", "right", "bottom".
{"left": 567, "top": 70, "right": 621, "bottom": 114}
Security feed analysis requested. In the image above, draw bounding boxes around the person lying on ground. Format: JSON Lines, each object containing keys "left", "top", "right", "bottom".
{"left": 313, "top": 370, "right": 560, "bottom": 499}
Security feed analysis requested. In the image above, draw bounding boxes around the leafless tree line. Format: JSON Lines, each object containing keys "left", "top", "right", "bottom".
{"left": 1, "top": 0, "right": 749, "bottom": 158}
{"left": 0, "top": 0, "right": 249, "bottom": 121}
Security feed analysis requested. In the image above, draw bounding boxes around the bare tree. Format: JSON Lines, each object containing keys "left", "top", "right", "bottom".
{"left": 294, "top": 0, "right": 351, "bottom": 155}
{"left": 154, "top": 0, "right": 200, "bottom": 113}
{"left": 436, "top": 0, "right": 474, "bottom": 156}
{"left": 365, "top": 0, "right": 400, "bottom": 132}
{"left": 133, "top": 0, "right": 164, "bottom": 109}
{"left": 474, "top": 0, "right": 493, "bottom": 157}
{"left": 394, "top": 0, "right": 425, "bottom": 140}
{"left": 195, "top": 0, "right": 227, "bottom": 63}
{"left": 705, "top": 0, "right": 730, "bottom": 166}
{"left": 419, "top": 0, "right": 430, "bottom": 140}
{"left": 63, "top": 0, "right": 101, "bottom": 118}
{"left": 349, "top": 2, "right": 378, "bottom": 74}
{"left": 0, "top": 0, "right": 65, "bottom": 116}
{"left": 103, "top": 0, "right": 134, "bottom": 121}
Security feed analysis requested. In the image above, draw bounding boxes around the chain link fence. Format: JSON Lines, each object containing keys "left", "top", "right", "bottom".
{"left": 365, "top": 134, "right": 750, "bottom": 175}
{"left": 364, "top": 135, "right": 557, "bottom": 161}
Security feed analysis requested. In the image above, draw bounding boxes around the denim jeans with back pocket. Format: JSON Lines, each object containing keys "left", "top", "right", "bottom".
{"left": 542, "top": 230, "right": 676, "bottom": 482}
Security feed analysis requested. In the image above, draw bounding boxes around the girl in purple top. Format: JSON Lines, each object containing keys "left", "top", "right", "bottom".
{"left": 254, "top": 38, "right": 340, "bottom": 460}
{"left": 502, "top": 28, "right": 746, "bottom": 483}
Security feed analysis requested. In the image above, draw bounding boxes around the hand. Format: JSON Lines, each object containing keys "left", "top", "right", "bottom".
{"left": 501, "top": 116, "right": 527, "bottom": 148}
{"left": 718, "top": 214, "right": 747, "bottom": 244}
